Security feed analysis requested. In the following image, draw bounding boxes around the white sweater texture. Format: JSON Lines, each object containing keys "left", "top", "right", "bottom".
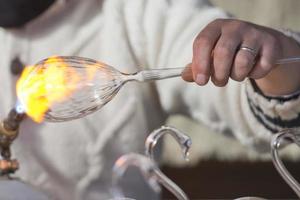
{"left": 0, "top": 0, "right": 299, "bottom": 199}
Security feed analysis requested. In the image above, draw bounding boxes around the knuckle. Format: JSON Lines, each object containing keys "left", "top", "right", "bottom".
{"left": 194, "top": 34, "right": 211, "bottom": 49}
{"left": 222, "top": 20, "right": 249, "bottom": 38}
{"left": 263, "top": 34, "right": 278, "bottom": 48}
{"left": 260, "top": 59, "right": 273, "bottom": 70}
{"left": 246, "top": 27, "right": 260, "bottom": 40}
{"left": 231, "top": 20, "right": 248, "bottom": 31}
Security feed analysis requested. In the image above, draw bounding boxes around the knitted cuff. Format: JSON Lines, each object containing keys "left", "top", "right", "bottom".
{"left": 245, "top": 79, "right": 300, "bottom": 133}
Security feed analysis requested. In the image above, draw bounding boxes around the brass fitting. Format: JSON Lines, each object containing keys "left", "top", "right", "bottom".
{"left": 0, "top": 159, "right": 19, "bottom": 175}
{"left": 0, "top": 122, "right": 18, "bottom": 158}
{"left": 0, "top": 122, "right": 18, "bottom": 143}
{"left": 0, "top": 108, "right": 25, "bottom": 175}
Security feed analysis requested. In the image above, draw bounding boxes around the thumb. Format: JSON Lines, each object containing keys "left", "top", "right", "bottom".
{"left": 181, "top": 63, "right": 194, "bottom": 82}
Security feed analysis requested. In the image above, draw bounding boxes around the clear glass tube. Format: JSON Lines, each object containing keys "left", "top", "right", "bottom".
{"left": 111, "top": 153, "right": 161, "bottom": 199}
{"left": 234, "top": 197, "right": 266, "bottom": 200}
{"left": 17, "top": 56, "right": 300, "bottom": 123}
{"left": 271, "top": 128, "right": 300, "bottom": 198}
{"left": 276, "top": 57, "right": 300, "bottom": 65}
{"left": 111, "top": 126, "right": 191, "bottom": 200}
{"left": 145, "top": 125, "right": 192, "bottom": 162}
{"left": 124, "top": 68, "right": 184, "bottom": 82}
{"left": 145, "top": 126, "right": 191, "bottom": 200}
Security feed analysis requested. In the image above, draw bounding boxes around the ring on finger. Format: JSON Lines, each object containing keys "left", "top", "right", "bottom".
{"left": 239, "top": 46, "right": 258, "bottom": 58}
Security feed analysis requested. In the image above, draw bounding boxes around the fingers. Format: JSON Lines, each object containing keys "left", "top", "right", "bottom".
{"left": 181, "top": 64, "right": 193, "bottom": 82}
{"left": 249, "top": 35, "right": 280, "bottom": 79}
{"left": 211, "top": 33, "right": 240, "bottom": 86}
{"left": 186, "top": 19, "right": 280, "bottom": 87}
{"left": 231, "top": 41, "right": 260, "bottom": 82}
{"left": 192, "top": 20, "right": 221, "bottom": 85}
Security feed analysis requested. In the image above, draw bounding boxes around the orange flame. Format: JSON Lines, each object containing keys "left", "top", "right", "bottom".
{"left": 16, "top": 56, "right": 97, "bottom": 123}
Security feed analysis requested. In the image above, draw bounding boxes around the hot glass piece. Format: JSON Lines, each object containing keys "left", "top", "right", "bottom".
{"left": 17, "top": 56, "right": 183, "bottom": 122}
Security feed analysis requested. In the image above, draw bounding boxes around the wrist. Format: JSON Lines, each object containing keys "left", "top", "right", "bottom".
{"left": 254, "top": 29, "right": 300, "bottom": 96}
{"left": 255, "top": 66, "right": 300, "bottom": 96}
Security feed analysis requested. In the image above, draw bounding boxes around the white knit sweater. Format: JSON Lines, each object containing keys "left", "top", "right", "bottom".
{"left": 0, "top": 0, "right": 299, "bottom": 199}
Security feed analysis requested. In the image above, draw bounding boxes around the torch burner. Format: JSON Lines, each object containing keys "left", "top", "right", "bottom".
{"left": 0, "top": 108, "right": 25, "bottom": 176}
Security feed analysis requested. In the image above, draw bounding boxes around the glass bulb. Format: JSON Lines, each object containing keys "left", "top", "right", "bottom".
{"left": 17, "top": 56, "right": 124, "bottom": 122}
{"left": 17, "top": 56, "right": 184, "bottom": 122}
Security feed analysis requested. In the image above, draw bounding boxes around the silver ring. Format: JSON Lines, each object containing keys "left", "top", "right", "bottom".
{"left": 239, "top": 46, "right": 258, "bottom": 57}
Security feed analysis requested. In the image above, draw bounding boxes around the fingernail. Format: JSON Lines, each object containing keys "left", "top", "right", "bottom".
{"left": 196, "top": 74, "right": 207, "bottom": 85}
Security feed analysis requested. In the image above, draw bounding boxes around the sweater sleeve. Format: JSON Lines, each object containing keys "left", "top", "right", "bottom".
{"left": 245, "top": 79, "right": 300, "bottom": 133}
{"left": 243, "top": 29, "right": 300, "bottom": 133}
{"left": 123, "top": 0, "right": 300, "bottom": 152}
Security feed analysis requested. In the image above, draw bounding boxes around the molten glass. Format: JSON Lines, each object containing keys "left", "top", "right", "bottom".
{"left": 17, "top": 56, "right": 183, "bottom": 122}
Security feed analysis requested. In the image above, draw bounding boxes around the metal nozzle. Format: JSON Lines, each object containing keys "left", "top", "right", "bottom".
{"left": 3, "top": 108, "right": 25, "bottom": 132}
{"left": 0, "top": 108, "right": 25, "bottom": 176}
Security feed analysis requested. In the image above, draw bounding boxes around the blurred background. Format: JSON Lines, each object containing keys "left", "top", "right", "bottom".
{"left": 161, "top": 0, "right": 300, "bottom": 199}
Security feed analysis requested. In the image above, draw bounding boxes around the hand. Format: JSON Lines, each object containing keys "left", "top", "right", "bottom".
{"left": 182, "top": 18, "right": 300, "bottom": 95}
